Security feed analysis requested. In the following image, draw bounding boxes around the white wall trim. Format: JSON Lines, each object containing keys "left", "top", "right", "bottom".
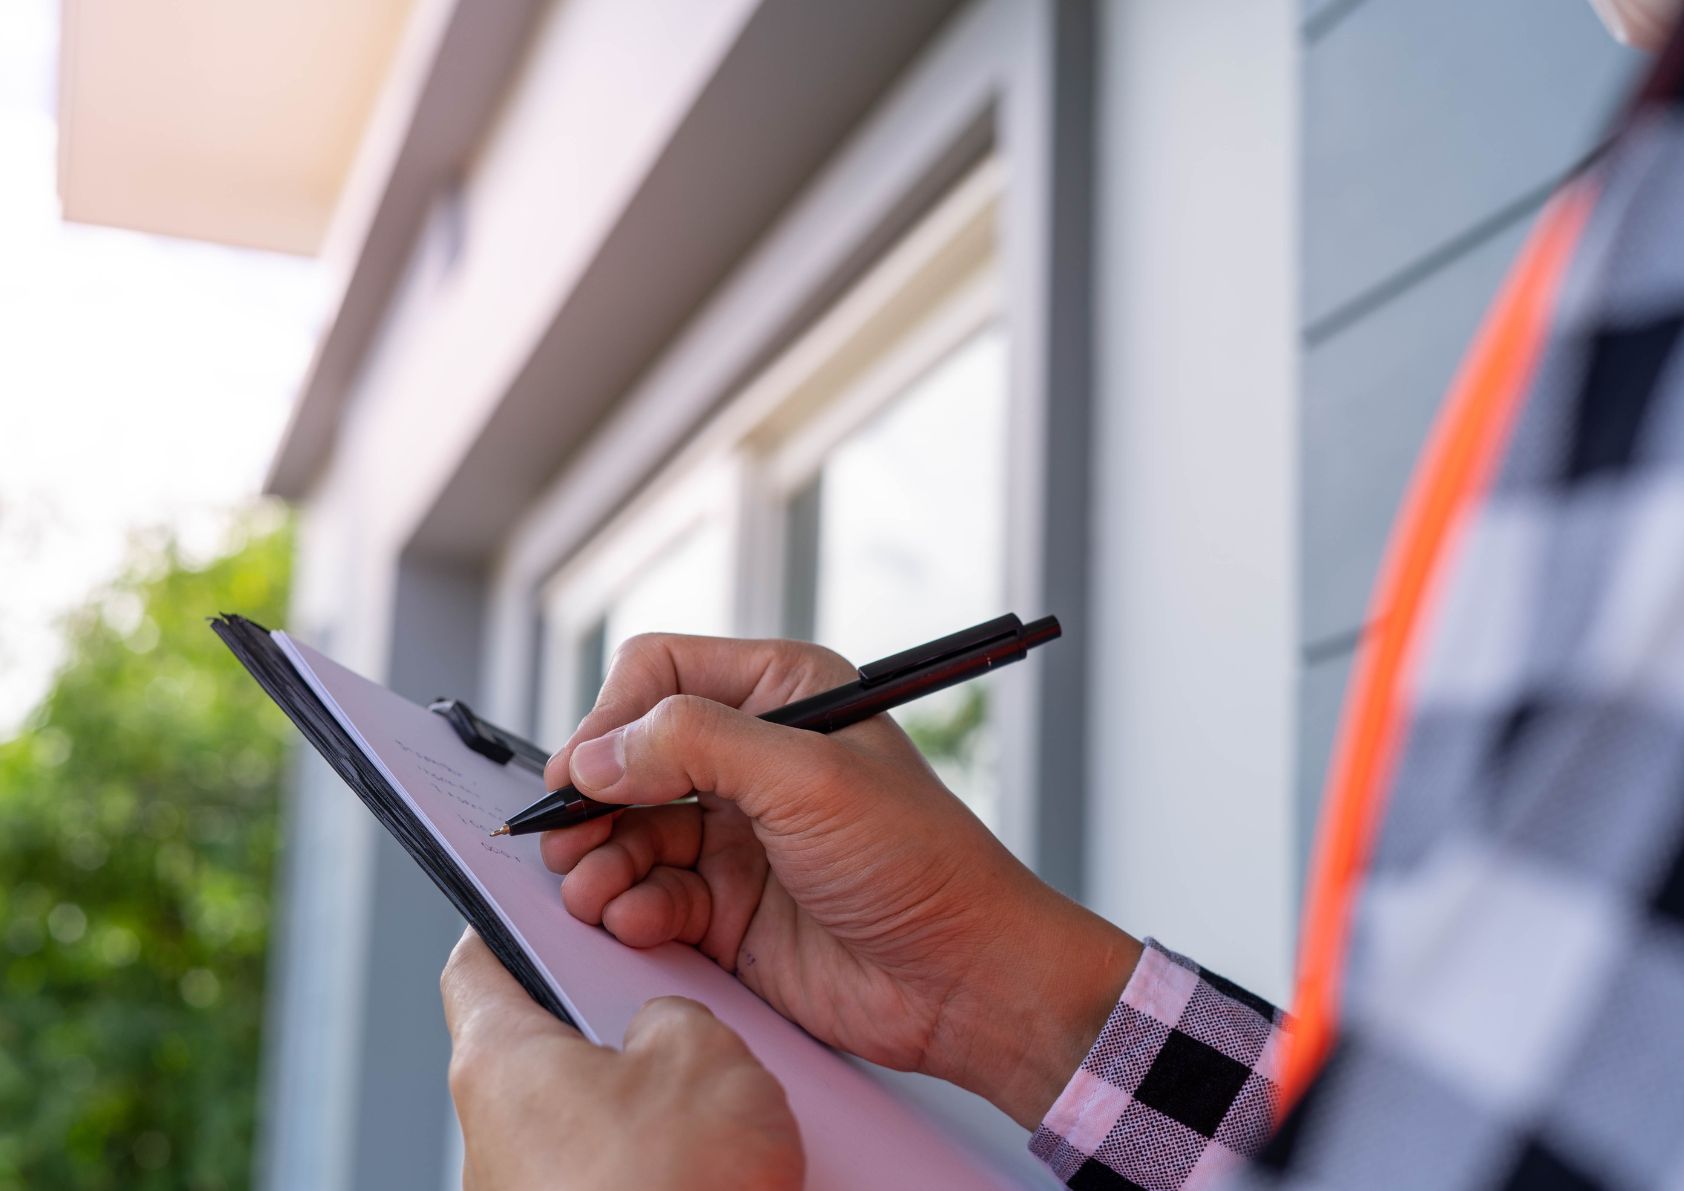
{"left": 1088, "top": 0, "right": 1301, "bottom": 1000}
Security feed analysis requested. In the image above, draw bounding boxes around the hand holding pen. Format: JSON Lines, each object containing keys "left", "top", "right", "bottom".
{"left": 528, "top": 620, "right": 1142, "bottom": 1132}
{"left": 493, "top": 613, "right": 1060, "bottom": 835}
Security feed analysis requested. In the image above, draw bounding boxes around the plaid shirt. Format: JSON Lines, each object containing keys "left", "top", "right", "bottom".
{"left": 1032, "top": 24, "right": 1684, "bottom": 1191}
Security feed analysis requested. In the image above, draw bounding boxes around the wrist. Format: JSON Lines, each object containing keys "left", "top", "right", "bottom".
{"left": 929, "top": 880, "right": 1142, "bottom": 1130}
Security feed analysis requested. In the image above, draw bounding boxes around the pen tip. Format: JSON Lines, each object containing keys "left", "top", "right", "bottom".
{"left": 489, "top": 824, "right": 510, "bottom": 838}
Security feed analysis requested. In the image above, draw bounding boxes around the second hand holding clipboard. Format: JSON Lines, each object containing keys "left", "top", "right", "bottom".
{"left": 432, "top": 612, "right": 1062, "bottom": 838}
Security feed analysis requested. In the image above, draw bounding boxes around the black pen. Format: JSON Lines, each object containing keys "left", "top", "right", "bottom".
{"left": 489, "top": 612, "right": 1061, "bottom": 837}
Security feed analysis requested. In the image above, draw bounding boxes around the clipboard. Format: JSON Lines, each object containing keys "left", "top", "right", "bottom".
{"left": 211, "top": 613, "right": 1043, "bottom": 1190}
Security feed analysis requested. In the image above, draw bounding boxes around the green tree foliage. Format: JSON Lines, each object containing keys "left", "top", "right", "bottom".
{"left": 0, "top": 519, "right": 293, "bottom": 1191}
{"left": 901, "top": 683, "right": 996, "bottom": 821}
{"left": 901, "top": 685, "right": 989, "bottom": 770}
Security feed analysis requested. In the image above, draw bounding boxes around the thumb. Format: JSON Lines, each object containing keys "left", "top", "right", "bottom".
{"left": 622, "top": 996, "right": 762, "bottom": 1069}
{"left": 441, "top": 928, "right": 585, "bottom": 1053}
{"left": 568, "top": 694, "right": 854, "bottom": 825}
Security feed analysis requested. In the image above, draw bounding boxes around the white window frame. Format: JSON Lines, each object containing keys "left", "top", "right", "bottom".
{"left": 532, "top": 160, "right": 1022, "bottom": 842}
{"left": 734, "top": 160, "right": 1004, "bottom": 640}
{"left": 489, "top": 0, "right": 1102, "bottom": 900}
{"left": 534, "top": 459, "right": 741, "bottom": 742}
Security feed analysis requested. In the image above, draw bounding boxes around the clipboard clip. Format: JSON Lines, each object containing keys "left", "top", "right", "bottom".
{"left": 428, "top": 698, "right": 550, "bottom": 777}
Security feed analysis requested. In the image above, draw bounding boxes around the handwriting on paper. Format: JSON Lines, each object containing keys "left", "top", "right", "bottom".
{"left": 396, "top": 738, "right": 525, "bottom": 864}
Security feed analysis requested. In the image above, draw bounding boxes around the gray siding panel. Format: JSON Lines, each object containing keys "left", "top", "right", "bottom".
{"left": 1295, "top": 1, "right": 1643, "bottom": 875}
{"left": 1303, "top": 0, "right": 1637, "bottom": 329}
{"left": 1303, "top": 0, "right": 1361, "bottom": 40}
{"left": 1297, "top": 642, "right": 1357, "bottom": 890}
{"left": 1302, "top": 217, "right": 1529, "bottom": 646}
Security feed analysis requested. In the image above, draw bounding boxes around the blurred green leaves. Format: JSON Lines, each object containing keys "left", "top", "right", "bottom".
{"left": 901, "top": 684, "right": 988, "bottom": 770}
{"left": 900, "top": 682, "right": 996, "bottom": 826}
{"left": 0, "top": 517, "right": 293, "bottom": 1191}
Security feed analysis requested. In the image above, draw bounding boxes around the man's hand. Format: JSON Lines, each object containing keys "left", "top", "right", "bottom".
{"left": 540, "top": 634, "right": 1143, "bottom": 1129}
{"left": 441, "top": 929, "right": 802, "bottom": 1191}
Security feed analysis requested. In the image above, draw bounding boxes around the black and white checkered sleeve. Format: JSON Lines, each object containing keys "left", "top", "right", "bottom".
{"left": 1029, "top": 940, "right": 1291, "bottom": 1190}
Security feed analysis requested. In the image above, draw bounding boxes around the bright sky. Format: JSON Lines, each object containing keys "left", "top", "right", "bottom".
{"left": 0, "top": 0, "right": 326, "bottom": 736}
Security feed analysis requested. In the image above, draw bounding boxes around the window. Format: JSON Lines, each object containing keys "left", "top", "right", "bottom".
{"left": 573, "top": 520, "right": 733, "bottom": 716}
{"left": 779, "top": 326, "right": 1009, "bottom": 827}
{"left": 535, "top": 465, "right": 735, "bottom": 743}
{"left": 537, "top": 162, "right": 1014, "bottom": 835}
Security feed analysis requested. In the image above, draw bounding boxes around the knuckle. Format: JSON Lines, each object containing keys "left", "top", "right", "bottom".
{"left": 599, "top": 839, "right": 640, "bottom": 890}
{"left": 765, "top": 639, "right": 857, "bottom": 696}
{"left": 607, "top": 632, "right": 662, "bottom": 671}
{"left": 604, "top": 633, "right": 680, "bottom": 688}
{"left": 646, "top": 693, "right": 714, "bottom": 749}
{"left": 648, "top": 993, "right": 711, "bottom": 1019}
{"left": 446, "top": 1041, "right": 485, "bottom": 1104}
{"left": 636, "top": 995, "right": 715, "bottom": 1045}
{"left": 805, "top": 642, "right": 855, "bottom": 676}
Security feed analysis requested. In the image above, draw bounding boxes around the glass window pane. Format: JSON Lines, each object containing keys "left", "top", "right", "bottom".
{"left": 556, "top": 518, "right": 733, "bottom": 731}
{"left": 599, "top": 519, "right": 733, "bottom": 656}
{"left": 796, "top": 324, "right": 1009, "bottom": 829}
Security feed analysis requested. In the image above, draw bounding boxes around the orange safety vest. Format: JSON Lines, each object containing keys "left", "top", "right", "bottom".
{"left": 1280, "top": 183, "right": 1598, "bottom": 1106}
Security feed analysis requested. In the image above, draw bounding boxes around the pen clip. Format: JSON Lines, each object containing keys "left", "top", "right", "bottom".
{"left": 855, "top": 613, "right": 1024, "bottom": 687}
{"left": 428, "top": 698, "right": 550, "bottom": 776}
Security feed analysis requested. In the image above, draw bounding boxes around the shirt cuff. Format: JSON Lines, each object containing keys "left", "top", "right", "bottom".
{"left": 1028, "top": 939, "right": 1291, "bottom": 1191}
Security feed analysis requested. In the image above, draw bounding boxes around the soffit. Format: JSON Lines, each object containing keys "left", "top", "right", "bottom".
{"left": 57, "top": 0, "right": 415, "bottom": 254}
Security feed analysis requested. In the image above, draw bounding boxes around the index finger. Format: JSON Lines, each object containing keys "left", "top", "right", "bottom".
{"left": 543, "top": 634, "right": 857, "bottom": 789}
